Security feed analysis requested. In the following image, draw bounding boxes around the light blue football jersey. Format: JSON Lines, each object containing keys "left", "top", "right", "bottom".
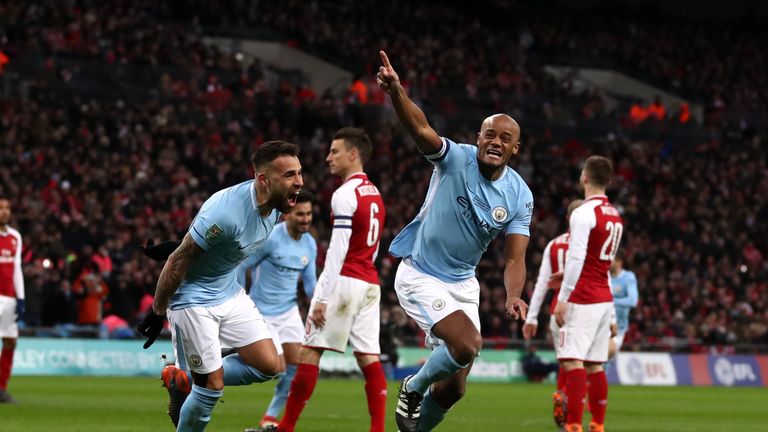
{"left": 236, "top": 222, "right": 317, "bottom": 316}
{"left": 170, "top": 180, "right": 281, "bottom": 310}
{"left": 611, "top": 269, "right": 638, "bottom": 333}
{"left": 390, "top": 137, "right": 534, "bottom": 282}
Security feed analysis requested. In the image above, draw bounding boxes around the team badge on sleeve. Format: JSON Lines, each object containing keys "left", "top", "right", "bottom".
{"left": 492, "top": 206, "right": 508, "bottom": 223}
{"left": 205, "top": 224, "right": 223, "bottom": 242}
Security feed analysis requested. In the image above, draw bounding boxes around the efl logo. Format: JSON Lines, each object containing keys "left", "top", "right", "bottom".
{"left": 617, "top": 353, "right": 677, "bottom": 386}
{"left": 713, "top": 357, "right": 758, "bottom": 386}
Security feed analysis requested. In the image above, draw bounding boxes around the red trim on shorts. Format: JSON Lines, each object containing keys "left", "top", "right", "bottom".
{"left": 302, "top": 344, "right": 344, "bottom": 353}
{"left": 557, "top": 357, "right": 585, "bottom": 362}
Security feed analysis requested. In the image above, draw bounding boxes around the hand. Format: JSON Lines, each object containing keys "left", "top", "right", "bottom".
{"left": 136, "top": 310, "right": 165, "bottom": 349}
{"left": 376, "top": 50, "right": 401, "bottom": 95}
{"left": 610, "top": 323, "right": 618, "bottom": 338}
{"left": 547, "top": 271, "right": 563, "bottom": 289}
{"left": 142, "top": 239, "right": 181, "bottom": 262}
{"left": 554, "top": 302, "right": 568, "bottom": 327}
{"left": 505, "top": 297, "right": 528, "bottom": 320}
{"left": 15, "top": 299, "right": 25, "bottom": 322}
{"left": 522, "top": 322, "right": 537, "bottom": 340}
{"left": 311, "top": 302, "right": 327, "bottom": 328}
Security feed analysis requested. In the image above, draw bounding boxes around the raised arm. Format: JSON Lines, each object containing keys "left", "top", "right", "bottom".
{"left": 377, "top": 50, "right": 442, "bottom": 154}
{"left": 152, "top": 232, "right": 204, "bottom": 314}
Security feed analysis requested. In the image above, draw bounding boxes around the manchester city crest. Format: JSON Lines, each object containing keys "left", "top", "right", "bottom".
{"left": 492, "top": 206, "right": 508, "bottom": 223}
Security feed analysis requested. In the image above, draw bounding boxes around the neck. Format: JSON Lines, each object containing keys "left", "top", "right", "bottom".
{"left": 342, "top": 166, "right": 364, "bottom": 181}
{"left": 254, "top": 183, "right": 273, "bottom": 217}
{"left": 0, "top": 224, "right": 6, "bottom": 232}
{"left": 478, "top": 163, "right": 504, "bottom": 181}
{"left": 611, "top": 268, "right": 621, "bottom": 277}
{"left": 286, "top": 224, "right": 302, "bottom": 240}
{"left": 583, "top": 185, "right": 606, "bottom": 199}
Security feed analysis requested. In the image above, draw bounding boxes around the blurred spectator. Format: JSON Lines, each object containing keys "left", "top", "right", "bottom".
{"left": 72, "top": 264, "right": 109, "bottom": 326}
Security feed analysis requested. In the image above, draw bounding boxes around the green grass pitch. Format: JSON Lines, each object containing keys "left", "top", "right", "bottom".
{"left": 1, "top": 376, "right": 764, "bottom": 431}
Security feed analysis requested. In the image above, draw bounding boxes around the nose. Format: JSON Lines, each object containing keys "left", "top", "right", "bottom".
{"left": 326, "top": 153, "right": 332, "bottom": 162}
{"left": 295, "top": 173, "right": 304, "bottom": 188}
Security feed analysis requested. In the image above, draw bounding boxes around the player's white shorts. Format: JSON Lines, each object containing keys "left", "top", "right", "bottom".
{"left": 264, "top": 305, "right": 305, "bottom": 347}
{"left": 304, "top": 275, "right": 381, "bottom": 354}
{"left": 549, "top": 316, "right": 561, "bottom": 356}
{"left": 0, "top": 296, "right": 18, "bottom": 338}
{"left": 168, "top": 289, "right": 278, "bottom": 374}
{"left": 394, "top": 260, "right": 480, "bottom": 349}
{"left": 556, "top": 302, "right": 613, "bottom": 363}
{"left": 612, "top": 331, "right": 626, "bottom": 352}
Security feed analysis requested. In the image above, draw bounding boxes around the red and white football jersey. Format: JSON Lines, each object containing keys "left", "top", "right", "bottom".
{"left": 0, "top": 227, "right": 24, "bottom": 299}
{"left": 559, "top": 195, "right": 623, "bottom": 304}
{"left": 526, "top": 233, "right": 569, "bottom": 325}
{"left": 314, "top": 173, "right": 385, "bottom": 303}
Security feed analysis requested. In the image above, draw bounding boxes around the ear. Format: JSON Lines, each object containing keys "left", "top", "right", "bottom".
{"left": 476, "top": 132, "right": 481, "bottom": 145}
{"left": 511, "top": 141, "right": 521, "bottom": 155}
{"left": 256, "top": 170, "right": 269, "bottom": 186}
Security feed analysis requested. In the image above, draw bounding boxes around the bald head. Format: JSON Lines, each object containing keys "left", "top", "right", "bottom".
{"left": 480, "top": 114, "right": 520, "bottom": 142}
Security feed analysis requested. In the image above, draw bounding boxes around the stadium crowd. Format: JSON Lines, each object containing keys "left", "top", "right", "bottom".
{"left": 0, "top": 0, "right": 766, "bottom": 352}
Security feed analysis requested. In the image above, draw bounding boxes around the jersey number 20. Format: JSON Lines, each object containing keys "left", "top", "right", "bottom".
{"left": 599, "top": 221, "right": 623, "bottom": 261}
{"left": 366, "top": 203, "right": 380, "bottom": 247}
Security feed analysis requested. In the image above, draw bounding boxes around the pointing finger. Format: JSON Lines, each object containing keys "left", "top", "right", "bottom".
{"left": 379, "top": 50, "right": 392, "bottom": 69}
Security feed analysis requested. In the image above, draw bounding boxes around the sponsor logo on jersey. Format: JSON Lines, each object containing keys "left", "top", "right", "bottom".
{"left": 492, "top": 206, "right": 508, "bottom": 223}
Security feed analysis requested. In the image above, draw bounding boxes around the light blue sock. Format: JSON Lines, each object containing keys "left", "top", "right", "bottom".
{"left": 406, "top": 344, "right": 467, "bottom": 394}
{"left": 222, "top": 353, "right": 278, "bottom": 386}
{"left": 265, "top": 363, "right": 297, "bottom": 418}
{"left": 418, "top": 388, "right": 448, "bottom": 432}
{"left": 177, "top": 384, "right": 222, "bottom": 432}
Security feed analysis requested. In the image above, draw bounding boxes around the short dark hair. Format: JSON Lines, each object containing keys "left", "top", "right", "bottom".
{"left": 584, "top": 155, "right": 613, "bottom": 188}
{"left": 333, "top": 127, "right": 372, "bottom": 164}
{"left": 296, "top": 190, "right": 315, "bottom": 205}
{"left": 614, "top": 249, "right": 626, "bottom": 263}
{"left": 251, "top": 141, "right": 300, "bottom": 170}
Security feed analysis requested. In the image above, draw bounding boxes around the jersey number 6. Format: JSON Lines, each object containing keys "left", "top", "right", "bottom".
{"left": 366, "top": 203, "right": 380, "bottom": 247}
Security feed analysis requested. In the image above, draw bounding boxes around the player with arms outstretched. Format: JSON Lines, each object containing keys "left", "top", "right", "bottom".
{"left": 377, "top": 51, "right": 533, "bottom": 432}
{"left": 0, "top": 197, "right": 23, "bottom": 404}
{"left": 236, "top": 191, "right": 318, "bottom": 430}
{"left": 278, "top": 128, "right": 387, "bottom": 432}
{"left": 553, "top": 156, "right": 623, "bottom": 432}
{"left": 523, "top": 199, "right": 582, "bottom": 427}
{"left": 136, "top": 141, "right": 303, "bottom": 432}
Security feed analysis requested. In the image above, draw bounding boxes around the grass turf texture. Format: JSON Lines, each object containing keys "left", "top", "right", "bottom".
{"left": 1, "top": 376, "right": 764, "bottom": 431}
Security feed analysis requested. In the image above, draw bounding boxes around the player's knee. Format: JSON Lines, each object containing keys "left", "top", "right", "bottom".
{"left": 451, "top": 332, "right": 482, "bottom": 365}
{"left": 205, "top": 374, "right": 225, "bottom": 391}
{"left": 261, "top": 357, "right": 285, "bottom": 377}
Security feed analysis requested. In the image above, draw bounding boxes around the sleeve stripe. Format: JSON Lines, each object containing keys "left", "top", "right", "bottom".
{"left": 333, "top": 215, "right": 353, "bottom": 220}
{"left": 332, "top": 225, "right": 353, "bottom": 230}
{"left": 192, "top": 227, "right": 207, "bottom": 240}
{"left": 424, "top": 137, "right": 450, "bottom": 162}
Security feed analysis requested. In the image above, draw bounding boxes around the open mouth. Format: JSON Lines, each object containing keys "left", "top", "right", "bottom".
{"left": 487, "top": 149, "right": 503, "bottom": 160}
{"left": 287, "top": 192, "right": 300, "bottom": 207}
